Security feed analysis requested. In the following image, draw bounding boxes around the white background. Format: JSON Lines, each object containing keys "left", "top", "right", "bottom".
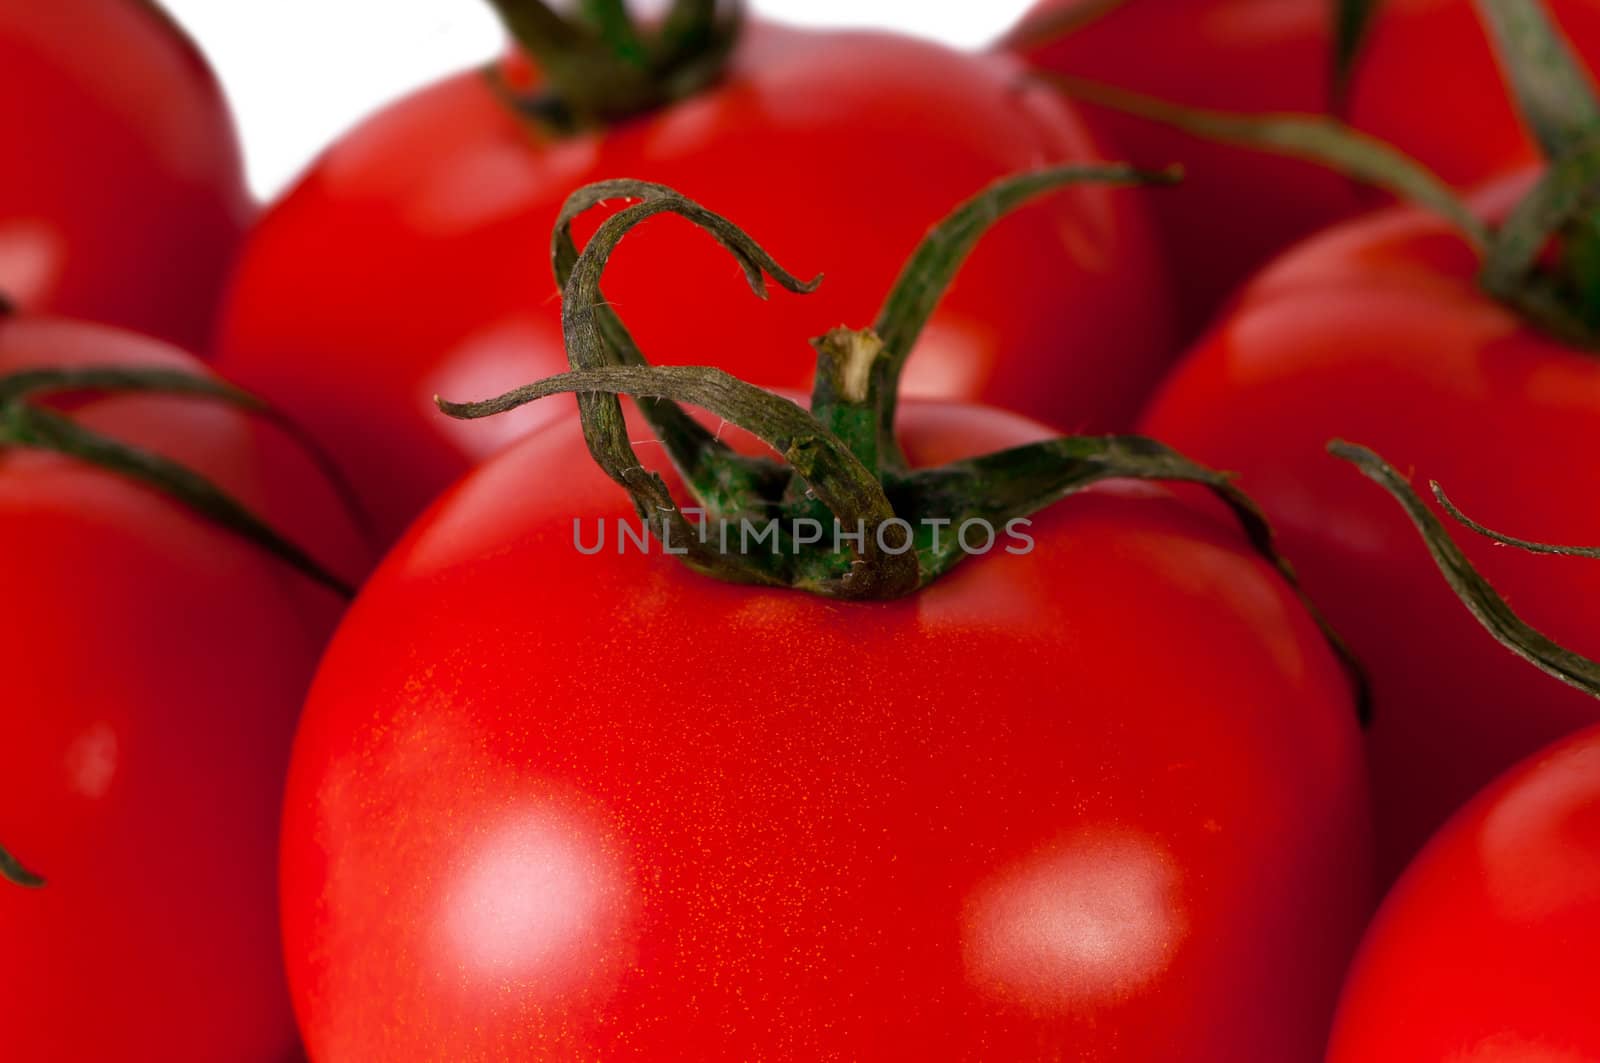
{"left": 165, "top": 1, "right": 1038, "bottom": 199}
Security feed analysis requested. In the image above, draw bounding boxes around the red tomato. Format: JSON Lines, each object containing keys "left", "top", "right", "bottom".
{"left": 1008, "top": 0, "right": 1600, "bottom": 334}
{"left": 0, "top": 0, "right": 250, "bottom": 350}
{"left": 1328, "top": 723, "right": 1600, "bottom": 1060}
{"left": 1141, "top": 178, "right": 1600, "bottom": 880}
{"left": 0, "top": 314, "right": 368, "bottom": 1060}
{"left": 214, "top": 22, "right": 1175, "bottom": 544}
{"left": 279, "top": 398, "right": 1370, "bottom": 1060}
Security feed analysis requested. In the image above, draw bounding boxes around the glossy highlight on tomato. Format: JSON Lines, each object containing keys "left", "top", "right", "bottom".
{"left": 0, "top": 0, "right": 250, "bottom": 349}
{"left": 1328, "top": 723, "right": 1600, "bottom": 1060}
{"left": 215, "top": 21, "right": 1175, "bottom": 544}
{"left": 279, "top": 397, "right": 1370, "bottom": 1060}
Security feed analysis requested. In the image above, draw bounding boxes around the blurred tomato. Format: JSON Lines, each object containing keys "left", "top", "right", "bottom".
{"left": 1009, "top": 0, "right": 1600, "bottom": 334}
{"left": 1142, "top": 179, "right": 1600, "bottom": 879}
{"left": 1329, "top": 723, "right": 1600, "bottom": 1060}
{"left": 215, "top": 22, "right": 1174, "bottom": 543}
{"left": 0, "top": 0, "right": 250, "bottom": 349}
{"left": 0, "top": 311, "right": 367, "bottom": 1060}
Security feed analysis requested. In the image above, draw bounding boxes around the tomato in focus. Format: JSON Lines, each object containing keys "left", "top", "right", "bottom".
{"left": 279, "top": 398, "right": 1370, "bottom": 1060}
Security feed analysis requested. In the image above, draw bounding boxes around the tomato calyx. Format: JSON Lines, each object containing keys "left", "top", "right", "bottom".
{"left": 483, "top": 0, "right": 740, "bottom": 132}
{"left": 0, "top": 349, "right": 355, "bottom": 597}
{"left": 0, "top": 842, "right": 44, "bottom": 890}
{"left": 1332, "top": 441, "right": 1600, "bottom": 698}
{"left": 437, "top": 169, "right": 1370, "bottom": 718}
{"left": 1045, "top": 0, "right": 1600, "bottom": 350}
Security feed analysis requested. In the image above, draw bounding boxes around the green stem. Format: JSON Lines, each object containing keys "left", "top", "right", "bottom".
{"left": 484, "top": 0, "right": 741, "bottom": 127}
{"left": 808, "top": 327, "right": 890, "bottom": 476}
{"left": 1332, "top": 441, "right": 1600, "bottom": 697}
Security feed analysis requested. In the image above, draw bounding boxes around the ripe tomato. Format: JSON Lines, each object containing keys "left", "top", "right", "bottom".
{"left": 0, "top": 0, "right": 250, "bottom": 350}
{"left": 1007, "top": 0, "right": 1600, "bottom": 334}
{"left": 280, "top": 398, "right": 1370, "bottom": 1059}
{"left": 1141, "top": 178, "right": 1600, "bottom": 879}
{"left": 1328, "top": 722, "right": 1600, "bottom": 1060}
{"left": 0, "top": 313, "right": 368, "bottom": 1060}
{"left": 214, "top": 22, "right": 1174, "bottom": 544}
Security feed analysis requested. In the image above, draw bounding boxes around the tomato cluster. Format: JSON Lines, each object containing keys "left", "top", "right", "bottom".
{"left": 5, "top": 1, "right": 1600, "bottom": 1060}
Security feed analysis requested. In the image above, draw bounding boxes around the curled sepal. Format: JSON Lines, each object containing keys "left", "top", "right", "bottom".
{"left": 1474, "top": 0, "right": 1600, "bottom": 160}
{"left": 1434, "top": 481, "right": 1600, "bottom": 558}
{"left": 1331, "top": 441, "right": 1600, "bottom": 697}
{"left": 1045, "top": 76, "right": 1491, "bottom": 250}
{"left": 550, "top": 179, "right": 822, "bottom": 529}
{"left": 871, "top": 164, "right": 1181, "bottom": 452}
{"left": 439, "top": 365, "right": 920, "bottom": 599}
{"left": 892, "top": 435, "right": 1369, "bottom": 720}
{"left": 0, "top": 842, "right": 43, "bottom": 889}
{"left": 552, "top": 178, "right": 821, "bottom": 308}
{"left": 533, "top": 258, "right": 790, "bottom": 522}
{"left": 0, "top": 367, "right": 354, "bottom": 598}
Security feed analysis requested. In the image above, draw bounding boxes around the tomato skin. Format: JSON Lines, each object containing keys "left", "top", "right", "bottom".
{"left": 214, "top": 23, "right": 1175, "bottom": 545}
{"left": 0, "top": 0, "right": 250, "bottom": 350}
{"left": 0, "top": 317, "right": 367, "bottom": 1060}
{"left": 280, "top": 400, "right": 1369, "bottom": 1060}
{"left": 1141, "top": 179, "right": 1600, "bottom": 881}
{"left": 1009, "top": 0, "right": 1600, "bottom": 335}
{"left": 1328, "top": 724, "right": 1600, "bottom": 1060}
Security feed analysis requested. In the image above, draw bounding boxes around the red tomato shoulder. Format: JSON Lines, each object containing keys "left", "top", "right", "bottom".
{"left": 281, "top": 398, "right": 1369, "bottom": 1060}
